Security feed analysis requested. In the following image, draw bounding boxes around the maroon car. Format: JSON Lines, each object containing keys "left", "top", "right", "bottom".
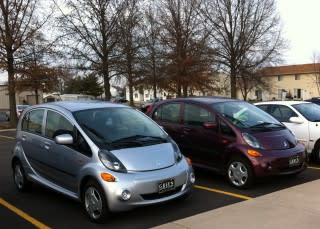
{"left": 148, "top": 97, "right": 306, "bottom": 188}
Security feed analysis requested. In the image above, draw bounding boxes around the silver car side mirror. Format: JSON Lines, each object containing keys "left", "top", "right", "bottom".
{"left": 55, "top": 134, "right": 74, "bottom": 145}
{"left": 289, "top": 116, "right": 304, "bottom": 124}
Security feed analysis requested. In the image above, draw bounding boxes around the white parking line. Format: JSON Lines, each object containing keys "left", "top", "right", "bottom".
{"left": 0, "top": 135, "right": 15, "bottom": 140}
{"left": 0, "top": 129, "right": 16, "bottom": 132}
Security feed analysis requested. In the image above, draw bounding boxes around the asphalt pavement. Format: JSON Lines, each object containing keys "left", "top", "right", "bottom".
{"left": 1, "top": 129, "right": 320, "bottom": 228}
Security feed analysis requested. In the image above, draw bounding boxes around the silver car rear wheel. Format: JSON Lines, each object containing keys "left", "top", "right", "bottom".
{"left": 83, "top": 180, "right": 109, "bottom": 223}
{"left": 13, "top": 161, "right": 31, "bottom": 191}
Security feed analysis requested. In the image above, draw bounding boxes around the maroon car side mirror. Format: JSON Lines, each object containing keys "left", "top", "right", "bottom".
{"left": 203, "top": 121, "right": 217, "bottom": 129}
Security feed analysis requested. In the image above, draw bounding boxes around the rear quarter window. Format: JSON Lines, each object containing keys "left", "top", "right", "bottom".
{"left": 21, "top": 109, "right": 44, "bottom": 134}
{"left": 152, "top": 103, "right": 181, "bottom": 123}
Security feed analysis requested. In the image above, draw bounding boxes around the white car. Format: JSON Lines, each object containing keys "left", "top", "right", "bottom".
{"left": 255, "top": 101, "right": 320, "bottom": 161}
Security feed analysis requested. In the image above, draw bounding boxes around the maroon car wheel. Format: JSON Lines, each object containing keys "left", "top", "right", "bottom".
{"left": 227, "top": 157, "right": 254, "bottom": 189}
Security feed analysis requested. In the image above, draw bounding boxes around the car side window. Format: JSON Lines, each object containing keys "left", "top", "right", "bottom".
{"left": 220, "top": 120, "right": 236, "bottom": 138}
{"left": 45, "top": 110, "right": 92, "bottom": 156}
{"left": 152, "top": 106, "right": 162, "bottom": 121}
{"left": 21, "top": 109, "right": 44, "bottom": 134}
{"left": 270, "top": 105, "right": 298, "bottom": 122}
{"left": 153, "top": 103, "right": 181, "bottom": 123}
{"left": 256, "top": 105, "right": 269, "bottom": 112}
{"left": 45, "top": 110, "right": 74, "bottom": 138}
{"left": 184, "top": 104, "right": 215, "bottom": 126}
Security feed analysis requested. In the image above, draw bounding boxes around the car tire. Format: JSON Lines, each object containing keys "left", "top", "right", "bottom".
{"left": 227, "top": 156, "right": 254, "bottom": 189}
{"left": 312, "top": 143, "right": 320, "bottom": 163}
{"left": 82, "top": 180, "right": 110, "bottom": 223}
{"left": 13, "top": 161, "right": 32, "bottom": 191}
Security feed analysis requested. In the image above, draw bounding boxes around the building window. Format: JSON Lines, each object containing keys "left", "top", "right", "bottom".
{"left": 295, "top": 74, "right": 301, "bottom": 80}
{"left": 255, "top": 90, "right": 262, "bottom": 101}
{"left": 134, "top": 93, "right": 138, "bottom": 99}
{"left": 277, "top": 75, "right": 283, "bottom": 81}
{"left": 145, "top": 93, "right": 149, "bottom": 99}
{"left": 294, "top": 88, "right": 302, "bottom": 99}
{"left": 278, "top": 89, "right": 286, "bottom": 100}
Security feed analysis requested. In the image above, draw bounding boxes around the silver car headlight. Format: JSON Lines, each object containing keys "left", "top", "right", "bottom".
{"left": 171, "top": 141, "right": 183, "bottom": 163}
{"left": 242, "top": 132, "right": 261, "bottom": 148}
{"left": 98, "top": 150, "right": 127, "bottom": 173}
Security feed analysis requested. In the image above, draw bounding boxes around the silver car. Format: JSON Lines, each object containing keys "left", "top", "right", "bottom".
{"left": 12, "top": 101, "right": 195, "bottom": 223}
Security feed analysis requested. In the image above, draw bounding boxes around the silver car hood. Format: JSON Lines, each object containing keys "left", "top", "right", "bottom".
{"left": 110, "top": 143, "right": 175, "bottom": 171}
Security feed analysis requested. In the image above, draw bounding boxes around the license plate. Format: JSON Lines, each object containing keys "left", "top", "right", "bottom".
{"left": 289, "top": 156, "right": 300, "bottom": 167}
{"left": 158, "top": 179, "right": 175, "bottom": 194}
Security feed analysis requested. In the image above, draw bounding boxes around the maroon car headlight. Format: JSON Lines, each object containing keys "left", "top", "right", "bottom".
{"left": 242, "top": 133, "right": 261, "bottom": 148}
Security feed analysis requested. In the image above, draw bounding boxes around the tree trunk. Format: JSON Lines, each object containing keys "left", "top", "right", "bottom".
{"left": 183, "top": 84, "right": 188, "bottom": 97}
{"left": 128, "top": 74, "right": 134, "bottom": 106}
{"left": 7, "top": 51, "right": 18, "bottom": 126}
{"left": 230, "top": 68, "right": 237, "bottom": 99}
{"left": 35, "top": 88, "right": 39, "bottom": 104}
{"left": 103, "top": 63, "right": 111, "bottom": 100}
{"left": 152, "top": 59, "right": 157, "bottom": 98}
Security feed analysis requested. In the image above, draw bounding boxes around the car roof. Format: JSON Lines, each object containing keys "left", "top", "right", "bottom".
{"left": 27, "top": 100, "right": 128, "bottom": 112}
{"left": 255, "top": 100, "right": 310, "bottom": 106}
{"left": 162, "top": 96, "right": 238, "bottom": 105}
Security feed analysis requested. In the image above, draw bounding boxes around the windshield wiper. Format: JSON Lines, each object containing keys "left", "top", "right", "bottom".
{"left": 250, "top": 122, "right": 283, "bottom": 128}
{"left": 111, "top": 135, "right": 167, "bottom": 144}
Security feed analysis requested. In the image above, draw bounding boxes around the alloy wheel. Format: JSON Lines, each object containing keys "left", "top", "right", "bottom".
{"left": 84, "top": 186, "right": 103, "bottom": 220}
{"left": 14, "top": 163, "right": 25, "bottom": 189}
{"left": 228, "top": 161, "right": 248, "bottom": 187}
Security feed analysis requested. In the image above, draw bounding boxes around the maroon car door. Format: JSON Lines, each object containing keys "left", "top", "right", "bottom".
{"left": 179, "top": 103, "right": 222, "bottom": 168}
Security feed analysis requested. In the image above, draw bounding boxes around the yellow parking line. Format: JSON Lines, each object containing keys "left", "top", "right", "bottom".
{"left": 194, "top": 185, "right": 253, "bottom": 200}
{"left": 0, "top": 198, "right": 51, "bottom": 229}
{"left": 0, "top": 135, "right": 15, "bottom": 140}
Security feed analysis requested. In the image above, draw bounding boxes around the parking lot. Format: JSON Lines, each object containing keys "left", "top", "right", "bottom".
{"left": 1, "top": 129, "right": 320, "bottom": 229}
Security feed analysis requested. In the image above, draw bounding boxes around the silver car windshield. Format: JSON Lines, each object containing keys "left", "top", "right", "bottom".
{"left": 212, "top": 101, "right": 283, "bottom": 129}
{"left": 74, "top": 107, "right": 168, "bottom": 149}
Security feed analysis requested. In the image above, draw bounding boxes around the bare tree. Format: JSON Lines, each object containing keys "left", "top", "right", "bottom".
{"left": 158, "top": 0, "right": 216, "bottom": 97}
{"left": 140, "top": 5, "right": 164, "bottom": 99}
{"left": 201, "top": 0, "right": 285, "bottom": 99}
{"left": 238, "top": 66, "right": 271, "bottom": 101}
{"left": 0, "top": 0, "right": 50, "bottom": 125}
{"left": 115, "top": 0, "right": 143, "bottom": 106}
{"left": 55, "top": 0, "right": 128, "bottom": 101}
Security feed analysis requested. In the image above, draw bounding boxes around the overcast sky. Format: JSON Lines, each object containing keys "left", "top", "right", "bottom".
{"left": 1, "top": 0, "right": 319, "bottom": 82}
{"left": 278, "top": 0, "right": 320, "bottom": 65}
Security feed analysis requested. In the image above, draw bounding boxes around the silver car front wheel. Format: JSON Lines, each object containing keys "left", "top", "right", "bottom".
{"left": 83, "top": 180, "right": 109, "bottom": 223}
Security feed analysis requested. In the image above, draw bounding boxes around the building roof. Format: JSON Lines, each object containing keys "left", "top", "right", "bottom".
{"left": 261, "top": 63, "right": 320, "bottom": 76}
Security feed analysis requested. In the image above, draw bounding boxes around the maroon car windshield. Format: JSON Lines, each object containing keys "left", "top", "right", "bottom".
{"left": 211, "top": 101, "right": 283, "bottom": 129}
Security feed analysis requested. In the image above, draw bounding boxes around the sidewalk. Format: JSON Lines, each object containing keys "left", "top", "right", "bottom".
{"left": 153, "top": 179, "right": 320, "bottom": 229}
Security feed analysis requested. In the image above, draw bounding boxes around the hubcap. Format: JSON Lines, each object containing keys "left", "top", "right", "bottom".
{"left": 84, "top": 187, "right": 103, "bottom": 220}
{"left": 14, "top": 164, "right": 24, "bottom": 189}
{"left": 228, "top": 161, "right": 248, "bottom": 187}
